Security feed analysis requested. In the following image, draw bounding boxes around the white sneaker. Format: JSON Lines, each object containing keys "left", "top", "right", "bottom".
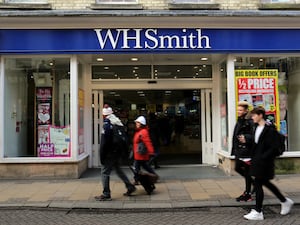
{"left": 280, "top": 198, "right": 294, "bottom": 215}
{"left": 244, "top": 209, "right": 264, "bottom": 220}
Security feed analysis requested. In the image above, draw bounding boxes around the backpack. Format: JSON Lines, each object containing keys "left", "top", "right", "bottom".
{"left": 275, "top": 130, "right": 286, "bottom": 157}
{"left": 111, "top": 124, "right": 129, "bottom": 157}
{"left": 265, "top": 121, "right": 286, "bottom": 157}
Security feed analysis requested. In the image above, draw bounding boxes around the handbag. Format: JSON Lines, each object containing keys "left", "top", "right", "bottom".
{"left": 137, "top": 135, "right": 148, "bottom": 155}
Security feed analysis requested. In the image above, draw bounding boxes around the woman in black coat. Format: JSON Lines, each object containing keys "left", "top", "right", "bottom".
{"left": 244, "top": 106, "right": 293, "bottom": 221}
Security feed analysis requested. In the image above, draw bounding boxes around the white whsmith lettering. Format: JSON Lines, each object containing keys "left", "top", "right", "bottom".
{"left": 94, "top": 28, "right": 211, "bottom": 50}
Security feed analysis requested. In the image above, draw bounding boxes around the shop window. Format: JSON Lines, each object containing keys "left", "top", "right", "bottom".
{"left": 95, "top": 0, "right": 137, "bottom": 4}
{"left": 5, "top": 0, "right": 47, "bottom": 3}
{"left": 92, "top": 65, "right": 212, "bottom": 79}
{"left": 171, "top": 0, "right": 212, "bottom": 3}
{"left": 154, "top": 65, "right": 212, "bottom": 79}
{"left": 4, "top": 57, "right": 70, "bottom": 157}
{"left": 234, "top": 56, "right": 300, "bottom": 152}
{"left": 169, "top": 0, "right": 219, "bottom": 10}
{"left": 92, "top": 65, "right": 151, "bottom": 79}
{"left": 261, "top": 0, "right": 294, "bottom": 3}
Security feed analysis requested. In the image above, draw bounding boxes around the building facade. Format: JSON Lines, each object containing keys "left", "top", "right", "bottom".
{"left": 0, "top": 0, "right": 300, "bottom": 178}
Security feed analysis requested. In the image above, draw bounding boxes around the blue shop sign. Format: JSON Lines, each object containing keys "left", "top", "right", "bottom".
{"left": 0, "top": 28, "right": 300, "bottom": 53}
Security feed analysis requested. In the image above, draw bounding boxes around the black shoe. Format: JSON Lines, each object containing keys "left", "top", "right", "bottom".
{"left": 236, "top": 192, "right": 253, "bottom": 202}
{"left": 123, "top": 186, "right": 136, "bottom": 196}
{"left": 95, "top": 195, "right": 112, "bottom": 201}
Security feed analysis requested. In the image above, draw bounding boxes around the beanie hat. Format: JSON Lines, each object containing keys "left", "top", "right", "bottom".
{"left": 102, "top": 107, "right": 113, "bottom": 116}
{"left": 135, "top": 116, "right": 146, "bottom": 125}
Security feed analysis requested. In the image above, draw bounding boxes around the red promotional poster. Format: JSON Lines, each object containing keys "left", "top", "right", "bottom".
{"left": 36, "top": 87, "right": 52, "bottom": 125}
{"left": 36, "top": 87, "right": 52, "bottom": 101}
{"left": 235, "top": 69, "right": 279, "bottom": 129}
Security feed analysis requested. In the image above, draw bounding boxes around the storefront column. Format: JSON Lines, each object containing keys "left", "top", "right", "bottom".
{"left": 212, "top": 61, "right": 222, "bottom": 164}
{"left": 70, "top": 55, "right": 78, "bottom": 161}
{"left": 0, "top": 56, "right": 4, "bottom": 159}
{"left": 227, "top": 55, "right": 236, "bottom": 154}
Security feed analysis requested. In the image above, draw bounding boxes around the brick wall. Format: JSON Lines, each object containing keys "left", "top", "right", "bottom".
{"left": 50, "top": 0, "right": 93, "bottom": 9}
{"left": 43, "top": 0, "right": 262, "bottom": 10}
{"left": 218, "top": 0, "right": 260, "bottom": 10}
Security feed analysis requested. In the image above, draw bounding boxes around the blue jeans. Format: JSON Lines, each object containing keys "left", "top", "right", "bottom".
{"left": 101, "top": 155, "right": 134, "bottom": 197}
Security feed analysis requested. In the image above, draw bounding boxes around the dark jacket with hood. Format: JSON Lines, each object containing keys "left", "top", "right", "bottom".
{"left": 231, "top": 114, "right": 254, "bottom": 159}
{"left": 100, "top": 114, "right": 124, "bottom": 164}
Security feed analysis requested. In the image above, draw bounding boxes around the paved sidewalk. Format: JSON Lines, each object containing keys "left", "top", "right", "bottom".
{"left": 0, "top": 166, "right": 299, "bottom": 210}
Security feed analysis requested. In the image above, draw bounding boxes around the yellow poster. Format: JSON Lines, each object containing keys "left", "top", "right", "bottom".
{"left": 235, "top": 69, "right": 280, "bottom": 129}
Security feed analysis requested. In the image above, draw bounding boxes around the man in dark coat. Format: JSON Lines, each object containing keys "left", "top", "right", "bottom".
{"left": 95, "top": 106, "right": 136, "bottom": 201}
{"left": 231, "top": 101, "right": 254, "bottom": 202}
{"left": 244, "top": 106, "right": 293, "bottom": 221}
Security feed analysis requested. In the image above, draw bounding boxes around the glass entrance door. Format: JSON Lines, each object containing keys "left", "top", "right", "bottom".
{"left": 101, "top": 89, "right": 202, "bottom": 165}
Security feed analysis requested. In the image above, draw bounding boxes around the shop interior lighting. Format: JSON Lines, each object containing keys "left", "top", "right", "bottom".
{"left": 104, "top": 66, "right": 109, "bottom": 70}
{"left": 200, "top": 57, "right": 208, "bottom": 61}
{"left": 131, "top": 57, "right": 139, "bottom": 61}
{"left": 96, "top": 58, "right": 104, "bottom": 62}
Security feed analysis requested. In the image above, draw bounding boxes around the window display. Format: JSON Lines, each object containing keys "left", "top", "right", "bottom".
{"left": 234, "top": 57, "right": 299, "bottom": 151}
{"left": 4, "top": 57, "right": 70, "bottom": 157}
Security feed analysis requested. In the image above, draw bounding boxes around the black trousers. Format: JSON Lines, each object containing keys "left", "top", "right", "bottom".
{"left": 254, "top": 177, "right": 286, "bottom": 212}
{"left": 235, "top": 159, "right": 253, "bottom": 194}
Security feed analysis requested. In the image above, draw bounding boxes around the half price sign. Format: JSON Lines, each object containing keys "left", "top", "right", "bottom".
{"left": 235, "top": 69, "right": 279, "bottom": 128}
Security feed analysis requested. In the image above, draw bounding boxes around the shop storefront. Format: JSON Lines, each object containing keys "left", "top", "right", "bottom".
{"left": 1, "top": 23, "right": 300, "bottom": 178}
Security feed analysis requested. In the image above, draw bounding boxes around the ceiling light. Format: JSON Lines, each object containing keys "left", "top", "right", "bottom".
{"left": 97, "top": 58, "right": 104, "bottom": 62}
{"left": 259, "top": 58, "right": 264, "bottom": 62}
{"left": 177, "top": 69, "right": 180, "bottom": 72}
{"left": 201, "top": 57, "right": 208, "bottom": 61}
{"left": 134, "top": 67, "right": 139, "bottom": 70}
{"left": 131, "top": 57, "right": 138, "bottom": 61}
{"left": 104, "top": 67, "right": 109, "bottom": 70}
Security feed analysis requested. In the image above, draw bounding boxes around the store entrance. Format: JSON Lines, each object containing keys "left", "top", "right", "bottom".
{"left": 97, "top": 89, "right": 204, "bottom": 165}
